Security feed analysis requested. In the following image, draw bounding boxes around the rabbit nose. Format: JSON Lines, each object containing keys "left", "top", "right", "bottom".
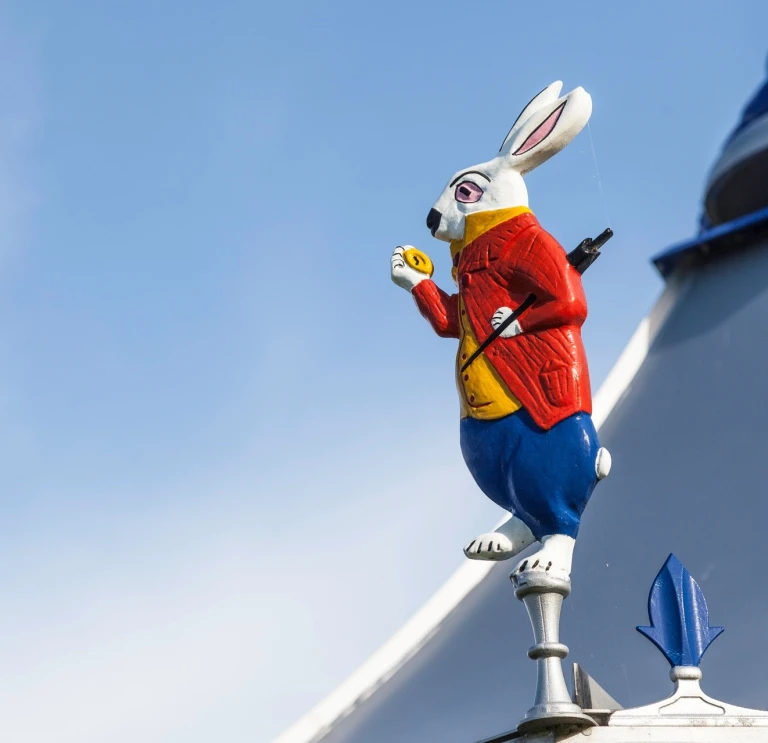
{"left": 426, "top": 208, "right": 442, "bottom": 236}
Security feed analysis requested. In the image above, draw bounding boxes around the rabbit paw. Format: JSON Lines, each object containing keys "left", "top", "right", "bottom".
{"left": 464, "top": 532, "right": 516, "bottom": 561}
{"left": 391, "top": 246, "right": 430, "bottom": 292}
{"left": 491, "top": 307, "right": 522, "bottom": 338}
{"left": 513, "top": 535, "right": 575, "bottom": 580}
{"left": 463, "top": 517, "right": 534, "bottom": 562}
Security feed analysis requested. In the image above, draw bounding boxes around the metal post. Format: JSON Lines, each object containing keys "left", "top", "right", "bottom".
{"left": 513, "top": 571, "right": 595, "bottom": 733}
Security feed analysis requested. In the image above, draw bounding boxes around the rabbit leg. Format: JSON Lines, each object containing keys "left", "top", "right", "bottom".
{"left": 463, "top": 515, "right": 535, "bottom": 561}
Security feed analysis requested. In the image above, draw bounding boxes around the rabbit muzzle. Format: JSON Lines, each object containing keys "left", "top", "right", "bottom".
{"left": 426, "top": 208, "right": 442, "bottom": 237}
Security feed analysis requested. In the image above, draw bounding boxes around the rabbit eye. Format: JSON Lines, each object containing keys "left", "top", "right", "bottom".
{"left": 454, "top": 180, "right": 483, "bottom": 203}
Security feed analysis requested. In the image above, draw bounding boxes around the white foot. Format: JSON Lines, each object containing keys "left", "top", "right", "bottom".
{"left": 464, "top": 516, "right": 535, "bottom": 561}
{"left": 513, "top": 534, "right": 576, "bottom": 579}
{"left": 595, "top": 447, "right": 611, "bottom": 480}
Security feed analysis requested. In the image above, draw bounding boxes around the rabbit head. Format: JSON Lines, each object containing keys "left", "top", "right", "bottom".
{"left": 426, "top": 81, "right": 592, "bottom": 242}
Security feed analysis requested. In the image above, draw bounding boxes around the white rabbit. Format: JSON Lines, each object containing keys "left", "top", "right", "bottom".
{"left": 390, "top": 81, "right": 610, "bottom": 581}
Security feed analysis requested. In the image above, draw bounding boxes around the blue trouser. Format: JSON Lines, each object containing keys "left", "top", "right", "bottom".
{"left": 460, "top": 410, "right": 600, "bottom": 540}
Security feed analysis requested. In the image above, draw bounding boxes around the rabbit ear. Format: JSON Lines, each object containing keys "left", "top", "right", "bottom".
{"left": 498, "top": 81, "right": 563, "bottom": 152}
{"left": 501, "top": 85, "right": 592, "bottom": 174}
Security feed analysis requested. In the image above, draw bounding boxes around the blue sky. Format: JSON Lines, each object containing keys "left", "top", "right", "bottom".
{"left": 0, "top": 1, "right": 765, "bottom": 741}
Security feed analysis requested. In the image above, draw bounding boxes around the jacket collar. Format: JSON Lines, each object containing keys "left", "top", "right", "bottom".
{"left": 450, "top": 207, "right": 536, "bottom": 280}
{"left": 449, "top": 206, "right": 532, "bottom": 263}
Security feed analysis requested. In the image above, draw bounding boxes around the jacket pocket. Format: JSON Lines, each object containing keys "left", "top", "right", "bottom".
{"left": 539, "top": 360, "right": 573, "bottom": 408}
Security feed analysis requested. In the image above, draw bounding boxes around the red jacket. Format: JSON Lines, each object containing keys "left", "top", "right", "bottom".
{"left": 412, "top": 211, "right": 592, "bottom": 430}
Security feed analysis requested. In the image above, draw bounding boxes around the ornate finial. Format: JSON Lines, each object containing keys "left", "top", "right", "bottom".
{"left": 637, "top": 554, "right": 723, "bottom": 667}
{"left": 388, "top": 80, "right": 611, "bottom": 739}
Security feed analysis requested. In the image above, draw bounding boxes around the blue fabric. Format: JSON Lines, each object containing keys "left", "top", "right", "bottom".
{"left": 460, "top": 410, "right": 600, "bottom": 540}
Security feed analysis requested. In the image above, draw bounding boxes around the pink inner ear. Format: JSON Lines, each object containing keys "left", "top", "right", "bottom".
{"left": 512, "top": 101, "right": 566, "bottom": 156}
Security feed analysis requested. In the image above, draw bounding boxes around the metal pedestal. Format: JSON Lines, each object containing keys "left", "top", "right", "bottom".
{"left": 512, "top": 571, "right": 595, "bottom": 733}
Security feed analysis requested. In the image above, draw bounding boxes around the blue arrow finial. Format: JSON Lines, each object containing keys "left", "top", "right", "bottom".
{"left": 637, "top": 554, "right": 723, "bottom": 667}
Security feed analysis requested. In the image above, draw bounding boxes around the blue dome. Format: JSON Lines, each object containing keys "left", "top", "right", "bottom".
{"left": 704, "top": 53, "right": 768, "bottom": 226}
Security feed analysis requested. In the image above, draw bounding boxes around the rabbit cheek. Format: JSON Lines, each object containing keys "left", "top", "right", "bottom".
{"left": 435, "top": 210, "right": 465, "bottom": 242}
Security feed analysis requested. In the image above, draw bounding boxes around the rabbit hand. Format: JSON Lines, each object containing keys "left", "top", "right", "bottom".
{"left": 491, "top": 307, "right": 522, "bottom": 338}
{"left": 391, "top": 245, "right": 432, "bottom": 292}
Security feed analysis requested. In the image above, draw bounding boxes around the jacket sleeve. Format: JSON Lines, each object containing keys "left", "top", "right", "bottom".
{"left": 500, "top": 230, "right": 587, "bottom": 333}
{"left": 411, "top": 280, "right": 460, "bottom": 339}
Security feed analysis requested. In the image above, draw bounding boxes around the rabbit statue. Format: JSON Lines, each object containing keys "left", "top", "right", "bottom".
{"left": 391, "top": 81, "right": 611, "bottom": 580}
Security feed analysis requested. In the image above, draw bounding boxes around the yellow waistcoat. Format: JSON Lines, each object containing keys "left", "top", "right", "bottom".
{"left": 451, "top": 207, "right": 528, "bottom": 421}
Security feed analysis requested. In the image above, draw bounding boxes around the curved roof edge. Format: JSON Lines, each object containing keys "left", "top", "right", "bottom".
{"left": 270, "top": 277, "right": 688, "bottom": 743}
{"left": 704, "top": 115, "right": 768, "bottom": 226}
{"left": 706, "top": 114, "right": 768, "bottom": 206}
{"left": 652, "top": 205, "right": 768, "bottom": 280}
